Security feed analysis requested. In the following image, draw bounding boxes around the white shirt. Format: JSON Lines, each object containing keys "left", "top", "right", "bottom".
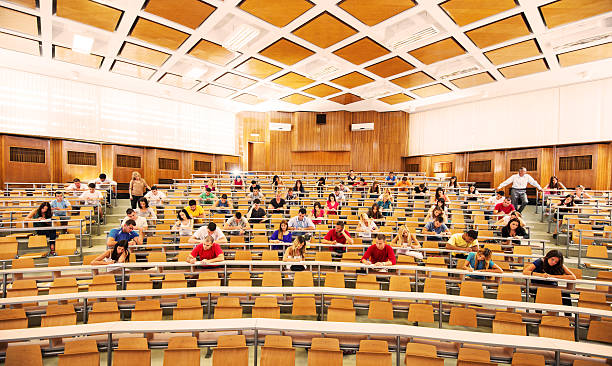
{"left": 487, "top": 196, "right": 505, "bottom": 206}
{"left": 498, "top": 174, "right": 542, "bottom": 190}
{"left": 91, "top": 178, "right": 117, "bottom": 190}
{"left": 144, "top": 191, "right": 166, "bottom": 205}
{"left": 79, "top": 190, "right": 103, "bottom": 205}
{"left": 122, "top": 215, "right": 148, "bottom": 229}
{"left": 66, "top": 183, "right": 87, "bottom": 191}
{"left": 193, "top": 226, "right": 226, "bottom": 242}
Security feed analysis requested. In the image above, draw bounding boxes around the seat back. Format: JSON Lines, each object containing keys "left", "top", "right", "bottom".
{"left": 423, "top": 278, "right": 446, "bottom": 294}
{"left": 449, "top": 307, "right": 477, "bottom": 327}
{"left": 404, "top": 343, "right": 444, "bottom": 366}
{"left": 367, "top": 301, "right": 394, "bottom": 321}
{"left": 324, "top": 272, "right": 345, "bottom": 288}
{"left": 173, "top": 298, "right": 203, "bottom": 320}
{"left": 213, "top": 335, "right": 248, "bottom": 366}
{"left": 292, "top": 297, "right": 317, "bottom": 316}
{"left": 511, "top": 352, "right": 545, "bottom": 366}
{"left": 356, "top": 340, "right": 391, "bottom": 366}
{"left": 308, "top": 338, "right": 342, "bottom": 366}
{"left": 535, "top": 287, "right": 563, "bottom": 305}
{"left": 132, "top": 299, "right": 162, "bottom": 321}
{"left": 539, "top": 315, "right": 575, "bottom": 341}
{"left": 0, "top": 308, "right": 27, "bottom": 330}
{"left": 164, "top": 336, "right": 200, "bottom": 366}
{"left": 497, "top": 284, "right": 522, "bottom": 302}
{"left": 492, "top": 311, "right": 526, "bottom": 336}
{"left": 459, "top": 281, "right": 483, "bottom": 298}
{"left": 58, "top": 339, "right": 99, "bottom": 366}
{"left": 293, "top": 271, "right": 314, "bottom": 287}
{"left": 42, "top": 304, "right": 76, "bottom": 327}
{"left": 260, "top": 335, "right": 295, "bottom": 366}
{"left": 327, "top": 298, "right": 355, "bottom": 322}
{"left": 262, "top": 271, "right": 283, "bottom": 287}
{"left": 252, "top": 296, "right": 280, "bottom": 319}
{"left": 89, "top": 301, "right": 120, "bottom": 323}
{"left": 114, "top": 338, "right": 151, "bottom": 366}
{"left": 214, "top": 297, "right": 242, "bottom": 319}
{"left": 407, "top": 303, "right": 434, "bottom": 323}
{"left": 457, "top": 347, "right": 494, "bottom": 366}
{"left": 6, "top": 344, "right": 42, "bottom": 366}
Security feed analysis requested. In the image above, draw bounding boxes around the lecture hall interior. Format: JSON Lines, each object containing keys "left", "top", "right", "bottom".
{"left": 0, "top": 0, "right": 611, "bottom": 365}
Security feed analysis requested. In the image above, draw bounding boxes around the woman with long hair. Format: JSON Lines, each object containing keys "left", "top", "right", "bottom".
{"left": 309, "top": 202, "right": 326, "bottom": 225}
{"left": 430, "top": 187, "right": 449, "bottom": 204}
{"left": 293, "top": 180, "right": 306, "bottom": 198}
{"left": 494, "top": 210, "right": 525, "bottom": 227}
{"left": 462, "top": 247, "right": 503, "bottom": 278}
{"left": 425, "top": 206, "right": 448, "bottom": 224}
{"left": 26, "top": 202, "right": 56, "bottom": 255}
{"left": 172, "top": 209, "right": 193, "bottom": 237}
{"left": 136, "top": 197, "right": 157, "bottom": 219}
{"left": 501, "top": 217, "right": 527, "bottom": 245}
{"left": 368, "top": 181, "right": 380, "bottom": 199}
{"left": 270, "top": 219, "right": 292, "bottom": 250}
{"left": 325, "top": 193, "right": 339, "bottom": 215}
{"left": 356, "top": 212, "right": 378, "bottom": 243}
{"left": 465, "top": 184, "right": 479, "bottom": 201}
{"left": 91, "top": 239, "right": 130, "bottom": 265}
{"left": 392, "top": 224, "right": 422, "bottom": 259}
{"left": 129, "top": 171, "right": 150, "bottom": 209}
{"left": 367, "top": 203, "right": 384, "bottom": 227}
{"left": 283, "top": 235, "right": 308, "bottom": 271}
{"left": 523, "top": 249, "right": 576, "bottom": 306}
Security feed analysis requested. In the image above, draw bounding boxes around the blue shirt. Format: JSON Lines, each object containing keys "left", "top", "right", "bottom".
{"left": 50, "top": 199, "right": 70, "bottom": 216}
{"left": 424, "top": 221, "right": 448, "bottom": 235}
{"left": 385, "top": 176, "right": 397, "bottom": 186}
{"left": 270, "top": 230, "right": 292, "bottom": 250}
{"left": 377, "top": 200, "right": 392, "bottom": 216}
{"left": 108, "top": 228, "right": 139, "bottom": 242}
{"left": 466, "top": 252, "right": 495, "bottom": 279}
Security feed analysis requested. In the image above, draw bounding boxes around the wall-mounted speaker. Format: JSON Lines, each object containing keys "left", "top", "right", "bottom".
{"left": 316, "top": 113, "right": 326, "bottom": 125}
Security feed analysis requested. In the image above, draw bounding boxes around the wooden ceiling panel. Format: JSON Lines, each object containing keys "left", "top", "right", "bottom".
{"left": 234, "top": 58, "right": 282, "bottom": 79}
{"left": 378, "top": 93, "right": 414, "bottom": 105}
{"left": 6, "top": 0, "right": 37, "bottom": 9}
{"left": 498, "top": 58, "right": 549, "bottom": 79}
{"left": 53, "top": 45, "right": 103, "bottom": 68}
{"left": 56, "top": 0, "right": 122, "bottom": 32}
{"left": 330, "top": 71, "right": 374, "bottom": 89}
{"left": 411, "top": 83, "right": 452, "bottom": 98}
{"left": 337, "top": 0, "right": 416, "bottom": 26}
{"left": 233, "top": 93, "right": 265, "bottom": 105}
{"left": 199, "top": 84, "right": 237, "bottom": 98}
{"left": 144, "top": 0, "right": 216, "bottom": 29}
{"left": 365, "top": 56, "right": 414, "bottom": 78}
{"left": 333, "top": 37, "right": 390, "bottom": 65}
{"left": 440, "top": 0, "right": 517, "bottom": 27}
{"left": 390, "top": 71, "right": 435, "bottom": 88}
{"left": 450, "top": 72, "right": 495, "bottom": 89}
{"left": 292, "top": 12, "right": 358, "bottom": 49}
{"left": 0, "top": 6, "right": 38, "bottom": 36}
{"left": 557, "top": 42, "right": 612, "bottom": 67}
{"left": 408, "top": 37, "right": 466, "bottom": 65}
{"left": 0, "top": 31, "right": 39, "bottom": 55}
{"left": 215, "top": 72, "right": 258, "bottom": 89}
{"left": 111, "top": 60, "right": 156, "bottom": 80}
{"left": 329, "top": 92, "right": 363, "bottom": 105}
{"left": 130, "top": 17, "right": 189, "bottom": 50}
{"left": 238, "top": 0, "right": 314, "bottom": 27}
{"left": 540, "top": 0, "right": 612, "bottom": 28}
{"left": 281, "top": 93, "right": 315, "bottom": 105}
{"left": 465, "top": 14, "right": 531, "bottom": 49}
{"left": 158, "top": 73, "right": 199, "bottom": 89}
{"left": 303, "top": 83, "right": 342, "bottom": 97}
{"left": 119, "top": 42, "right": 170, "bottom": 67}
{"left": 188, "top": 39, "right": 239, "bottom": 66}
{"left": 484, "top": 39, "right": 541, "bottom": 65}
{"left": 259, "top": 38, "right": 314, "bottom": 66}
{"left": 272, "top": 72, "right": 314, "bottom": 89}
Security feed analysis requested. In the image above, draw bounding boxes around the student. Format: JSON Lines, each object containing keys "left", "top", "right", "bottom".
{"left": 270, "top": 220, "right": 292, "bottom": 250}
{"left": 25, "top": 202, "right": 56, "bottom": 255}
{"left": 356, "top": 213, "right": 378, "bottom": 243}
{"left": 368, "top": 181, "right": 380, "bottom": 199}
{"left": 186, "top": 235, "right": 224, "bottom": 265}
{"left": 248, "top": 180, "right": 258, "bottom": 193}
{"left": 361, "top": 234, "right": 396, "bottom": 267}
{"left": 367, "top": 203, "right": 384, "bottom": 227}
{"left": 288, "top": 208, "right": 315, "bottom": 236}
{"left": 199, "top": 187, "right": 217, "bottom": 205}
{"left": 136, "top": 197, "right": 157, "bottom": 219}
{"left": 494, "top": 197, "right": 516, "bottom": 220}
{"left": 573, "top": 185, "right": 591, "bottom": 204}
{"left": 497, "top": 167, "right": 543, "bottom": 213}
{"left": 347, "top": 170, "right": 357, "bottom": 185}
{"left": 172, "top": 209, "right": 193, "bottom": 237}
{"left": 385, "top": 172, "right": 397, "bottom": 186}
{"left": 232, "top": 175, "right": 245, "bottom": 190}
{"left": 283, "top": 235, "right": 308, "bottom": 271}
{"left": 272, "top": 175, "right": 283, "bottom": 191}
{"left": 424, "top": 206, "right": 448, "bottom": 225}
{"left": 308, "top": 202, "right": 326, "bottom": 225}
{"left": 316, "top": 177, "right": 326, "bottom": 196}
{"left": 184, "top": 200, "right": 206, "bottom": 223}
{"left": 543, "top": 176, "right": 567, "bottom": 195}
{"left": 422, "top": 216, "right": 451, "bottom": 241}
{"left": 447, "top": 176, "right": 459, "bottom": 192}
{"left": 205, "top": 178, "right": 216, "bottom": 192}
{"left": 189, "top": 222, "right": 227, "bottom": 244}
{"left": 487, "top": 190, "right": 506, "bottom": 209}
{"left": 494, "top": 210, "right": 525, "bottom": 227}
{"left": 92, "top": 173, "right": 116, "bottom": 204}
{"left": 224, "top": 211, "right": 250, "bottom": 236}
{"left": 107, "top": 220, "right": 140, "bottom": 248}
{"left": 522, "top": 250, "right": 576, "bottom": 306}
{"left": 66, "top": 178, "right": 87, "bottom": 191}
{"left": 325, "top": 193, "right": 339, "bottom": 216}
{"left": 430, "top": 187, "right": 449, "bottom": 204}
{"left": 446, "top": 230, "right": 479, "bottom": 255}
{"left": 128, "top": 172, "right": 150, "bottom": 210}
{"left": 322, "top": 221, "right": 353, "bottom": 254}
{"left": 333, "top": 186, "right": 345, "bottom": 204}
{"left": 121, "top": 208, "right": 147, "bottom": 238}
{"left": 247, "top": 186, "right": 265, "bottom": 203}
{"left": 212, "top": 193, "right": 232, "bottom": 215}
{"left": 465, "top": 184, "right": 479, "bottom": 201}
{"left": 293, "top": 180, "right": 306, "bottom": 199}
{"left": 79, "top": 183, "right": 104, "bottom": 214}
{"left": 413, "top": 183, "right": 428, "bottom": 198}
{"left": 376, "top": 193, "right": 393, "bottom": 217}
{"left": 551, "top": 194, "right": 575, "bottom": 238}
{"left": 392, "top": 225, "right": 422, "bottom": 260}
{"left": 50, "top": 191, "right": 71, "bottom": 220}
{"left": 461, "top": 247, "right": 503, "bottom": 278}
{"left": 247, "top": 199, "right": 267, "bottom": 224}
{"left": 501, "top": 218, "right": 527, "bottom": 245}
{"left": 91, "top": 239, "right": 130, "bottom": 265}
{"left": 144, "top": 186, "right": 167, "bottom": 206}
{"left": 268, "top": 191, "right": 287, "bottom": 214}
{"left": 397, "top": 176, "right": 411, "bottom": 192}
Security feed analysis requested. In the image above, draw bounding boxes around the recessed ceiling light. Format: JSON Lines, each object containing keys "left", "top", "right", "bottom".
{"left": 72, "top": 34, "right": 94, "bottom": 54}
{"left": 184, "top": 67, "right": 207, "bottom": 80}
{"left": 223, "top": 24, "right": 260, "bottom": 52}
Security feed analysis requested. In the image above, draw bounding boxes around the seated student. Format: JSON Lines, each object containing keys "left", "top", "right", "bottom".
{"left": 367, "top": 203, "right": 384, "bottom": 227}
{"left": 268, "top": 191, "right": 286, "bottom": 214}
{"left": 385, "top": 172, "right": 397, "bottom": 186}
{"left": 25, "top": 202, "right": 56, "bottom": 255}
{"left": 413, "top": 183, "right": 428, "bottom": 198}
{"left": 333, "top": 186, "right": 345, "bottom": 204}
{"left": 447, "top": 176, "right": 459, "bottom": 193}
{"left": 288, "top": 208, "right": 315, "bottom": 236}
{"left": 465, "top": 184, "right": 479, "bottom": 201}
{"left": 325, "top": 193, "right": 339, "bottom": 216}
{"left": 461, "top": 248, "right": 503, "bottom": 279}
{"left": 185, "top": 200, "right": 206, "bottom": 223}
{"left": 213, "top": 194, "right": 232, "bottom": 216}
{"left": 424, "top": 206, "right": 448, "bottom": 225}
{"left": 316, "top": 177, "right": 326, "bottom": 196}
{"left": 356, "top": 213, "right": 378, "bottom": 244}
{"left": 186, "top": 235, "right": 224, "bottom": 265}
{"left": 144, "top": 185, "right": 167, "bottom": 206}
{"left": 136, "top": 197, "right": 157, "bottom": 219}
{"left": 92, "top": 173, "right": 117, "bottom": 204}
{"left": 79, "top": 182, "right": 104, "bottom": 216}
{"left": 91, "top": 239, "right": 130, "bottom": 265}
{"left": 361, "top": 234, "right": 397, "bottom": 269}
{"left": 248, "top": 180, "right": 258, "bottom": 193}
{"left": 338, "top": 181, "right": 351, "bottom": 194}
{"left": 543, "top": 176, "right": 567, "bottom": 196}
{"left": 283, "top": 235, "right": 308, "bottom": 272}
{"left": 122, "top": 208, "right": 148, "bottom": 239}
{"left": 376, "top": 193, "right": 393, "bottom": 217}
{"left": 232, "top": 174, "right": 245, "bottom": 191}
{"left": 224, "top": 211, "right": 250, "bottom": 236}
{"left": 421, "top": 216, "right": 451, "bottom": 241}
{"left": 347, "top": 170, "right": 357, "bottom": 185}
{"left": 573, "top": 184, "right": 591, "bottom": 204}
{"left": 189, "top": 222, "right": 227, "bottom": 244}
{"left": 494, "top": 210, "right": 525, "bottom": 227}
{"left": 172, "top": 209, "right": 193, "bottom": 237}
{"left": 205, "top": 178, "right": 216, "bottom": 192}
{"left": 487, "top": 190, "right": 506, "bottom": 209}
{"left": 445, "top": 230, "right": 479, "bottom": 256}
{"left": 367, "top": 181, "right": 380, "bottom": 199}
{"left": 50, "top": 191, "right": 71, "bottom": 224}
{"left": 309, "top": 202, "right": 326, "bottom": 225}
{"left": 551, "top": 194, "right": 576, "bottom": 238}
{"left": 494, "top": 197, "right": 516, "bottom": 220}
{"left": 321, "top": 221, "right": 353, "bottom": 255}
{"left": 392, "top": 225, "right": 422, "bottom": 260}
{"left": 66, "top": 178, "right": 87, "bottom": 192}
{"left": 522, "top": 249, "right": 576, "bottom": 306}
{"left": 272, "top": 175, "right": 284, "bottom": 191}
{"left": 248, "top": 186, "right": 265, "bottom": 203}
{"left": 396, "top": 176, "right": 411, "bottom": 192}
{"left": 199, "top": 187, "right": 217, "bottom": 205}
{"left": 501, "top": 218, "right": 527, "bottom": 245}
{"left": 292, "top": 180, "right": 306, "bottom": 199}
{"left": 270, "top": 220, "right": 292, "bottom": 251}
{"left": 430, "top": 187, "right": 449, "bottom": 204}
{"left": 247, "top": 199, "right": 267, "bottom": 224}
{"left": 107, "top": 219, "right": 140, "bottom": 248}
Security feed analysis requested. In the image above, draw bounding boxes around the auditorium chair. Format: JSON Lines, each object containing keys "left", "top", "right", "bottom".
{"left": 407, "top": 303, "right": 435, "bottom": 324}
{"left": 535, "top": 287, "right": 563, "bottom": 306}
{"left": 42, "top": 304, "right": 76, "bottom": 328}
{"left": 260, "top": 335, "right": 295, "bottom": 366}
{"left": 449, "top": 307, "right": 478, "bottom": 328}
{"left": 307, "top": 338, "right": 342, "bottom": 366}
{"left": 539, "top": 315, "right": 575, "bottom": 341}
{"left": 356, "top": 340, "right": 391, "bottom": 366}
{"left": 163, "top": 336, "right": 200, "bottom": 366}
{"left": 291, "top": 297, "right": 317, "bottom": 317}
{"left": 492, "top": 311, "right": 526, "bottom": 336}
{"left": 22, "top": 235, "right": 47, "bottom": 258}
{"left": 511, "top": 352, "right": 546, "bottom": 366}
{"left": 497, "top": 283, "right": 523, "bottom": 302}
{"left": 404, "top": 342, "right": 444, "bottom": 366}
{"left": 214, "top": 297, "right": 242, "bottom": 319}
{"left": 423, "top": 278, "right": 447, "bottom": 295}
{"left": 252, "top": 296, "right": 280, "bottom": 319}
{"left": 112, "top": 337, "right": 151, "bottom": 366}
{"left": 586, "top": 319, "right": 612, "bottom": 344}
{"left": 0, "top": 308, "right": 27, "bottom": 330}
{"left": 459, "top": 281, "right": 484, "bottom": 298}
{"left": 161, "top": 273, "right": 188, "bottom": 300}
{"left": 355, "top": 273, "right": 379, "bottom": 302}
{"left": 5, "top": 344, "right": 42, "bottom": 366}
{"left": 0, "top": 236, "right": 18, "bottom": 260}
{"left": 58, "top": 338, "right": 99, "bottom": 366}
{"left": 55, "top": 237, "right": 77, "bottom": 256}
{"left": 88, "top": 301, "right": 120, "bottom": 323}
{"left": 212, "top": 335, "right": 248, "bottom": 366}
{"left": 131, "top": 299, "right": 162, "bottom": 321}
{"left": 457, "top": 347, "right": 495, "bottom": 366}
{"left": 172, "top": 297, "right": 203, "bottom": 320}
{"left": 367, "top": 300, "right": 394, "bottom": 321}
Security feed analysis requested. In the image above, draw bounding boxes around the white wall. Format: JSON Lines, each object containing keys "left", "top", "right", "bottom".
{"left": 0, "top": 68, "right": 237, "bottom": 155}
{"left": 409, "top": 77, "right": 612, "bottom": 156}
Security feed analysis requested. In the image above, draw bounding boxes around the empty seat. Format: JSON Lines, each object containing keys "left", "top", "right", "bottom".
{"left": 292, "top": 297, "right": 317, "bottom": 317}
{"left": 132, "top": 300, "right": 162, "bottom": 321}
{"left": 367, "top": 301, "right": 394, "bottom": 321}
{"left": 404, "top": 343, "right": 444, "bottom": 366}
{"left": 497, "top": 283, "right": 522, "bottom": 302}
{"left": 0, "top": 237, "right": 18, "bottom": 260}
{"left": 457, "top": 347, "right": 495, "bottom": 366}
{"left": 0, "top": 308, "right": 27, "bottom": 330}
{"left": 58, "top": 338, "right": 99, "bottom": 366}
{"left": 252, "top": 296, "right": 281, "bottom": 319}
{"left": 89, "top": 274, "right": 117, "bottom": 292}
{"left": 173, "top": 298, "right": 203, "bottom": 320}
{"left": 260, "top": 335, "right": 295, "bottom": 366}
{"left": 55, "top": 237, "right": 77, "bottom": 256}
{"left": 6, "top": 344, "right": 42, "bottom": 366}
{"left": 262, "top": 271, "right": 283, "bottom": 287}
{"left": 42, "top": 304, "right": 76, "bottom": 327}
{"left": 492, "top": 311, "right": 526, "bottom": 336}
{"left": 163, "top": 336, "right": 200, "bottom": 366}
{"left": 88, "top": 301, "right": 120, "bottom": 323}
{"left": 113, "top": 337, "right": 151, "bottom": 366}
{"left": 214, "top": 297, "right": 242, "bottom": 319}
{"left": 535, "top": 287, "right": 563, "bottom": 306}
{"left": 48, "top": 256, "right": 70, "bottom": 267}
{"left": 307, "top": 338, "right": 342, "bottom": 366}
{"left": 449, "top": 307, "right": 477, "bottom": 328}
{"left": 459, "top": 281, "right": 483, "bottom": 298}
{"left": 423, "top": 278, "right": 446, "bottom": 294}
{"left": 356, "top": 340, "right": 391, "bottom": 366}
{"left": 511, "top": 352, "right": 545, "bottom": 366}
{"left": 407, "top": 303, "right": 434, "bottom": 323}
{"left": 587, "top": 319, "right": 612, "bottom": 344}
{"left": 539, "top": 315, "right": 575, "bottom": 341}
{"left": 212, "top": 335, "right": 249, "bottom": 366}
{"left": 327, "top": 298, "right": 355, "bottom": 322}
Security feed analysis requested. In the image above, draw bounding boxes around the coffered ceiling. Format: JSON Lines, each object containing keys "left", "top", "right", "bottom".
{"left": 0, "top": 0, "right": 610, "bottom": 113}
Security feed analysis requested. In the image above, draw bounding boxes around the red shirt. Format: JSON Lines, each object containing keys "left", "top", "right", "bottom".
{"left": 494, "top": 202, "right": 515, "bottom": 215}
{"left": 362, "top": 244, "right": 396, "bottom": 265}
{"left": 190, "top": 242, "right": 223, "bottom": 261}
{"left": 325, "top": 229, "right": 351, "bottom": 252}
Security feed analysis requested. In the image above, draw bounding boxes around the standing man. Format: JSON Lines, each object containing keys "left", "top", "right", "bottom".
{"left": 497, "top": 167, "right": 543, "bottom": 213}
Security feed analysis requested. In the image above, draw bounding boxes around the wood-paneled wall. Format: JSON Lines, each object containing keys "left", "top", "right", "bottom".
{"left": 238, "top": 110, "right": 410, "bottom": 172}
{"left": 0, "top": 134, "right": 239, "bottom": 188}
{"left": 406, "top": 142, "right": 612, "bottom": 191}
